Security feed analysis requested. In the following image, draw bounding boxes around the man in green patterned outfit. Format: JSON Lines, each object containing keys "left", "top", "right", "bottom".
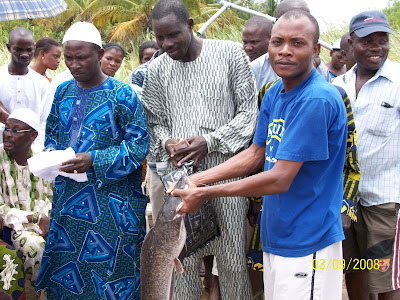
{"left": 0, "top": 108, "right": 53, "bottom": 298}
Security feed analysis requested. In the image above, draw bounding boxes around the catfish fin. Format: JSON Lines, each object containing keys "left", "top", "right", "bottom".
{"left": 174, "top": 258, "right": 184, "bottom": 274}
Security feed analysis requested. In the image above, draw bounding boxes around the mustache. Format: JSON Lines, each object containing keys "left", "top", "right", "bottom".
{"left": 275, "top": 59, "right": 297, "bottom": 65}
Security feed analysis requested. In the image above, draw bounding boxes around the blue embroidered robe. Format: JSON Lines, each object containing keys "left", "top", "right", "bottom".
{"left": 36, "top": 77, "right": 149, "bottom": 300}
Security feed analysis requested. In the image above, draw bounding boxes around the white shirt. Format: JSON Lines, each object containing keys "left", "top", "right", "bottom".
{"left": 0, "top": 64, "right": 53, "bottom": 151}
{"left": 250, "top": 53, "right": 279, "bottom": 92}
{"left": 50, "top": 69, "right": 73, "bottom": 95}
{"left": 333, "top": 60, "right": 400, "bottom": 207}
{"left": 316, "top": 63, "right": 332, "bottom": 82}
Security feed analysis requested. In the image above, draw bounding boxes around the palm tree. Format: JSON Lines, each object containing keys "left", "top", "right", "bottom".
{"left": 82, "top": 0, "right": 203, "bottom": 43}
{"left": 56, "top": 0, "right": 93, "bottom": 25}
{"left": 194, "top": 2, "right": 244, "bottom": 37}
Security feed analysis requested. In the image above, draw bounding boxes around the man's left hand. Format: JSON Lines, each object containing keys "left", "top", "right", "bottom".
{"left": 59, "top": 152, "right": 92, "bottom": 173}
{"left": 174, "top": 136, "right": 208, "bottom": 171}
{"left": 341, "top": 214, "right": 352, "bottom": 232}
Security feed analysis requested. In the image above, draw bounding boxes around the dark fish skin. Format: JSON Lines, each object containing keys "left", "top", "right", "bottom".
{"left": 140, "top": 177, "right": 188, "bottom": 300}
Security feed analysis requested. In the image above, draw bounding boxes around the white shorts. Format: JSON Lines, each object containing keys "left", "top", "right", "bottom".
{"left": 263, "top": 241, "right": 343, "bottom": 300}
{"left": 212, "top": 256, "right": 218, "bottom": 276}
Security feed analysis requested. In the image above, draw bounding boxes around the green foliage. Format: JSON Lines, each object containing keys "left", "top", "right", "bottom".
{"left": 233, "top": 0, "right": 277, "bottom": 20}
{"left": 0, "top": 18, "right": 69, "bottom": 47}
{"left": 384, "top": 0, "right": 400, "bottom": 29}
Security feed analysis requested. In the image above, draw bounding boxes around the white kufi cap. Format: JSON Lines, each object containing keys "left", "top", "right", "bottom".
{"left": 8, "top": 108, "right": 40, "bottom": 132}
{"left": 62, "top": 22, "right": 102, "bottom": 48}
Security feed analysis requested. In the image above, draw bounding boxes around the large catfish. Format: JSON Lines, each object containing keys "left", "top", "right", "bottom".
{"left": 140, "top": 175, "right": 188, "bottom": 300}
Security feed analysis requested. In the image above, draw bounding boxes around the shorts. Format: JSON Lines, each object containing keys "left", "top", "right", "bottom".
{"left": 342, "top": 221, "right": 362, "bottom": 273}
{"left": 353, "top": 202, "right": 400, "bottom": 294}
{"left": 263, "top": 241, "right": 343, "bottom": 300}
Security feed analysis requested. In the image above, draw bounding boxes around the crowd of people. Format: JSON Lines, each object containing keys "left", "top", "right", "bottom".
{"left": 0, "top": 0, "right": 399, "bottom": 299}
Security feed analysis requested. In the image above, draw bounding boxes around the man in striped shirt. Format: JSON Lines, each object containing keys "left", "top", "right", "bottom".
{"left": 333, "top": 10, "right": 400, "bottom": 299}
{"left": 141, "top": 0, "right": 258, "bottom": 298}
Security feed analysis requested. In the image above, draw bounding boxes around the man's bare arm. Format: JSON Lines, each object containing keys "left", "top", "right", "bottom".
{"left": 187, "top": 143, "right": 266, "bottom": 187}
{"left": 174, "top": 158, "right": 303, "bottom": 213}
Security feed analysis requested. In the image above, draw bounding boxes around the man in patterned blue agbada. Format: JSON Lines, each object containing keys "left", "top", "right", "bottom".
{"left": 35, "top": 22, "right": 149, "bottom": 299}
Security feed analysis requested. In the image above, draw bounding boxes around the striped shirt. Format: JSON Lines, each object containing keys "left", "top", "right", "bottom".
{"left": 333, "top": 60, "right": 400, "bottom": 207}
{"left": 141, "top": 39, "right": 258, "bottom": 166}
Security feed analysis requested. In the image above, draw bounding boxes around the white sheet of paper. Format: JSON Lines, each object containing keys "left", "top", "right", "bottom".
{"left": 27, "top": 147, "right": 88, "bottom": 182}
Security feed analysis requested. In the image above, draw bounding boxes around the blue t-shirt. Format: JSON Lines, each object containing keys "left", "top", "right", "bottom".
{"left": 253, "top": 69, "right": 347, "bottom": 257}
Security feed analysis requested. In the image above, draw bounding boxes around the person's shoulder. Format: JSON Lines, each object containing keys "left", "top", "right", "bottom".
{"left": 251, "top": 53, "right": 268, "bottom": 67}
{"left": 27, "top": 68, "right": 51, "bottom": 86}
{"left": 108, "top": 77, "right": 132, "bottom": 91}
{"left": 381, "top": 60, "right": 400, "bottom": 83}
{"left": 52, "top": 70, "right": 73, "bottom": 83}
{"left": 331, "top": 85, "right": 347, "bottom": 99}
{"left": 306, "top": 71, "right": 342, "bottom": 102}
{"left": 146, "top": 52, "right": 168, "bottom": 73}
{"left": 204, "top": 39, "right": 243, "bottom": 55}
{"left": 206, "top": 38, "right": 240, "bottom": 48}
{"left": 263, "top": 79, "right": 283, "bottom": 102}
{"left": 131, "top": 62, "right": 148, "bottom": 74}
{"left": 331, "top": 73, "right": 345, "bottom": 86}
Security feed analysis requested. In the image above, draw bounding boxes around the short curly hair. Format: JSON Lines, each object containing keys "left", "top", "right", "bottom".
{"left": 139, "top": 41, "right": 159, "bottom": 62}
{"left": 151, "top": 0, "right": 190, "bottom": 23}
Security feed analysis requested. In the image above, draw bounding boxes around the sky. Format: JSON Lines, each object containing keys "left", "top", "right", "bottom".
{"left": 305, "top": 0, "right": 391, "bottom": 31}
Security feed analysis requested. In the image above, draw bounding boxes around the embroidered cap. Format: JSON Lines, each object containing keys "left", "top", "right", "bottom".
{"left": 349, "top": 10, "right": 392, "bottom": 38}
{"left": 8, "top": 108, "right": 40, "bottom": 132}
{"left": 62, "top": 22, "right": 102, "bottom": 48}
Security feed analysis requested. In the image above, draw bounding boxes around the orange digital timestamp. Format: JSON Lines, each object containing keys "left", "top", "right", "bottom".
{"left": 312, "top": 258, "right": 380, "bottom": 270}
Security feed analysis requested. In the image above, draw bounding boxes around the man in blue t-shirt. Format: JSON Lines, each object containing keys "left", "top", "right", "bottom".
{"left": 170, "top": 9, "right": 347, "bottom": 299}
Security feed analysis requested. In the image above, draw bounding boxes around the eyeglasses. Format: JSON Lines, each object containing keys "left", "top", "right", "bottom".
{"left": 4, "top": 128, "right": 35, "bottom": 135}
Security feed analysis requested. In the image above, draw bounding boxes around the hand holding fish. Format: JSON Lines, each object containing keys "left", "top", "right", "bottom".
{"left": 170, "top": 185, "right": 210, "bottom": 214}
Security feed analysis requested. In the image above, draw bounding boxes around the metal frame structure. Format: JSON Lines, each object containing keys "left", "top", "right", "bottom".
{"left": 197, "top": 0, "right": 332, "bottom": 50}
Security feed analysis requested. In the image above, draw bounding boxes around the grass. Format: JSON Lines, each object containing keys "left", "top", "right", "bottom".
{"left": 1, "top": 24, "right": 399, "bottom": 84}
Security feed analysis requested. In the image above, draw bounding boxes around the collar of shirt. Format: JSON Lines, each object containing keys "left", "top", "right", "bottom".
{"left": 342, "top": 59, "right": 396, "bottom": 85}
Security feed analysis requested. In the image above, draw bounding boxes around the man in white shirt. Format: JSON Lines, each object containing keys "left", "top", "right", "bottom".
{"left": 242, "top": 16, "right": 272, "bottom": 63}
{"left": 333, "top": 10, "right": 400, "bottom": 299}
{"left": 0, "top": 27, "right": 53, "bottom": 151}
{"left": 250, "top": 0, "right": 311, "bottom": 91}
